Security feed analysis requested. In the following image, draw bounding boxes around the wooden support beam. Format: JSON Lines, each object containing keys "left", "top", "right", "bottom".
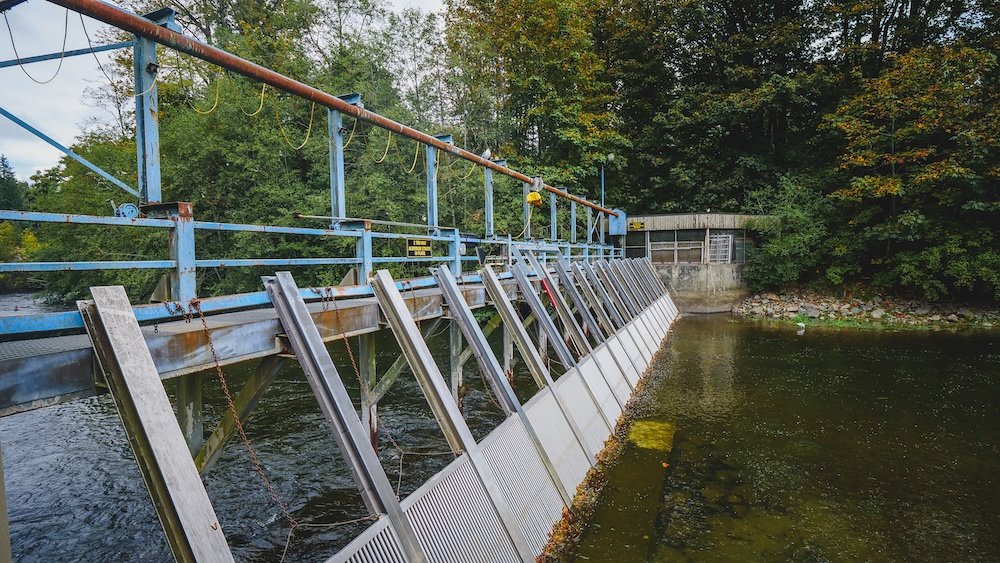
{"left": 449, "top": 322, "right": 463, "bottom": 404}
{"left": 369, "top": 319, "right": 443, "bottom": 404}
{"left": 359, "top": 333, "right": 378, "bottom": 451}
{"left": 177, "top": 375, "right": 204, "bottom": 455}
{"left": 80, "top": 286, "right": 233, "bottom": 563}
{"left": 194, "top": 357, "right": 285, "bottom": 473}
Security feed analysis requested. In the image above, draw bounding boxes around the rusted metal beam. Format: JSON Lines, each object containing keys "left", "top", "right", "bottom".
{"left": 47, "top": 0, "right": 618, "bottom": 217}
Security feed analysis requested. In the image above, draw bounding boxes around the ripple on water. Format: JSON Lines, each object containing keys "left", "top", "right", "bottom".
{"left": 574, "top": 315, "right": 1000, "bottom": 563}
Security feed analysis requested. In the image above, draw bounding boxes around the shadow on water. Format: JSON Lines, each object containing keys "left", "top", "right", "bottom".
{"left": 574, "top": 314, "right": 1000, "bottom": 562}
{"left": 0, "top": 299, "right": 540, "bottom": 562}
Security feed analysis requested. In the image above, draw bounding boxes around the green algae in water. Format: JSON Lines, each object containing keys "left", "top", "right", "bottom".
{"left": 629, "top": 420, "right": 677, "bottom": 451}
{"left": 572, "top": 315, "right": 1000, "bottom": 562}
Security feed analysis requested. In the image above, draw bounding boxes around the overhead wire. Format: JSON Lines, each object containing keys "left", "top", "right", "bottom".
{"left": 242, "top": 83, "right": 267, "bottom": 116}
{"left": 276, "top": 99, "right": 316, "bottom": 150}
{"left": 4, "top": 8, "right": 69, "bottom": 84}
{"left": 374, "top": 131, "right": 393, "bottom": 163}
{"left": 79, "top": 13, "right": 117, "bottom": 90}
{"left": 191, "top": 74, "right": 222, "bottom": 114}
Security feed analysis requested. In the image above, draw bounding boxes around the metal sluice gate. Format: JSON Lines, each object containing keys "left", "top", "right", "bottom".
{"left": 75, "top": 255, "right": 678, "bottom": 562}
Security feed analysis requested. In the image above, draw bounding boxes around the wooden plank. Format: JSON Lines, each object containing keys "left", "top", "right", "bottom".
{"left": 83, "top": 286, "right": 233, "bottom": 563}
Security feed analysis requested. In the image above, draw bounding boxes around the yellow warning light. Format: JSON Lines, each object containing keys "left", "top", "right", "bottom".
{"left": 526, "top": 191, "right": 543, "bottom": 207}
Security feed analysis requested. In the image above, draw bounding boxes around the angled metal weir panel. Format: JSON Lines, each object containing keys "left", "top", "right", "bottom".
{"left": 371, "top": 270, "right": 535, "bottom": 562}
{"left": 480, "top": 417, "right": 565, "bottom": 554}
{"left": 263, "top": 272, "right": 426, "bottom": 563}
{"left": 522, "top": 390, "right": 591, "bottom": 497}
{"left": 400, "top": 455, "right": 521, "bottom": 563}
{"left": 552, "top": 369, "right": 611, "bottom": 457}
{"left": 592, "top": 345, "right": 632, "bottom": 406}
{"left": 329, "top": 517, "right": 407, "bottom": 563}
{"left": 575, "top": 355, "right": 623, "bottom": 424}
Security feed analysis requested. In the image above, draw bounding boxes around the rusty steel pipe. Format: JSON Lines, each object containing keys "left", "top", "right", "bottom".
{"left": 49, "top": 0, "right": 618, "bottom": 216}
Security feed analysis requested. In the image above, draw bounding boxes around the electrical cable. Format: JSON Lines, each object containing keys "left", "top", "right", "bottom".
{"left": 462, "top": 160, "right": 479, "bottom": 179}
{"left": 276, "top": 100, "right": 316, "bottom": 150}
{"left": 191, "top": 74, "right": 222, "bottom": 114}
{"left": 406, "top": 140, "right": 420, "bottom": 173}
{"left": 514, "top": 207, "right": 533, "bottom": 239}
{"left": 242, "top": 83, "right": 267, "bottom": 117}
{"left": 79, "top": 14, "right": 117, "bottom": 90}
{"left": 374, "top": 131, "right": 393, "bottom": 164}
{"left": 4, "top": 8, "right": 69, "bottom": 84}
{"left": 342, "top": 117, "right": 358, "bottom": 148}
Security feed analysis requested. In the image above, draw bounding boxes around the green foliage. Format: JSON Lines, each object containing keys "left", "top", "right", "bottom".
{"left": 825, "top": 46, "right": 1000, "bottom": 299}
{"left": 744, "top": 175, "right": 830, "bottom": 291}
{"left": 6, "top": 0, "right": 998, "bottom": 304}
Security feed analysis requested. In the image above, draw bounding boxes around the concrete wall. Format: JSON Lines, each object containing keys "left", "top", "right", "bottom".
{"left": 653, "top": 263, "right": 749, "bottom": 313}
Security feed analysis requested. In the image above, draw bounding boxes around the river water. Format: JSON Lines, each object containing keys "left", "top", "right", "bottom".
{"left": 0, "top": 293, "right": 531, "bottom": 562}
{"left": 3, "top": 296, "right": 998, "bottom": 562}
{"left": 573, "top": 315, "right": 999, "bottom": 562}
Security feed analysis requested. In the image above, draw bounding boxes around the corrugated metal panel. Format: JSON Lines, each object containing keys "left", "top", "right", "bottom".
{"left": 576, "top": 356, "right": 622, "bottom": 428}
{"left": 552, "top": 370, "right": 611, "bottom": 457}
{"left": 628, "top": 213, "right": 764, "bottom": 231}
{"left": 624, "top": 322, "right": 654, "bottom": 364}
{"left": 606, "top": 336, "right": 641, "bottom": 386}
{"left": 480, "top": 417, "right": 565, "bottom": 554}
{"left": 329, "top": 517, "right": 406, "bottom": 563}
{"left": 593, "top": 345, "right": 632, "bottom": 406}
{"left": 401, "top": 455, "right": 520, "bottom": 563}
{"left": 328, "top": 283, "right": 685, "bottom": 563}
{"left": 523, "top": 390, "right": 591, "bottom": 493}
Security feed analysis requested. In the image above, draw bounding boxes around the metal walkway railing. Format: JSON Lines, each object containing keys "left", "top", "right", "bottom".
{"left": 66, "top": 256, "right": 677, "bottom": 562}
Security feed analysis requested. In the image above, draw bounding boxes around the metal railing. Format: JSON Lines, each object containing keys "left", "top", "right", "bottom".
{"left": 0, "top": 1, "right": 623, "bottom": 340}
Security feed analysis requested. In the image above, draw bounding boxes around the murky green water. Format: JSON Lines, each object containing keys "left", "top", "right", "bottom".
{"left": 574, "top": 315, "right": 999, "bottom": 562}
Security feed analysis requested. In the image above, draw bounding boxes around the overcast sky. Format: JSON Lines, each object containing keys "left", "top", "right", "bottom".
{"left": 0, "top": 0, "right": 443, "bottom": 181}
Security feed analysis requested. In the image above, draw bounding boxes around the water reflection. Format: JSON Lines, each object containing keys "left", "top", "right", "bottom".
{"left": 575, "top": 315, "right": 1000, "bottom": 562}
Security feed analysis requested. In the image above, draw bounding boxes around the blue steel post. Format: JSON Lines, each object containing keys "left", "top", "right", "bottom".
{"left": 356, "top": 226, "right": 373, "bottom": 283}
{"left": 133, "top": 10, "right": 178, "bottom": 205}
{"left": 485, "top": 159, "right": 504, "bottom": 239}
{"left": 162, "top": 203, "right": 197, "bottom": 303}
{"left": 426, "top": 134, "right": 453, "bottom": 234}
{"left": 426, "top": 146, "right": 437, "bottom": 230}
{"left": 522, "top": 181, "right": 531, "bottom": 240}
{"left": 570, "top": 201, "right": 577, "bottom": 243}
{"left": 484, "top": 166, "right": 494, "bottom": 237}
{"left": 449, "top": 228, "right": 462, "bottom": 276}
{"left": 328, "top": 109, "right": 345, "bottom": 223}
{"left": 550, "top": 191, "right": 557, "bottom": 241}
{"left": 327, "top": 94, "right": 360, "bottom": 227}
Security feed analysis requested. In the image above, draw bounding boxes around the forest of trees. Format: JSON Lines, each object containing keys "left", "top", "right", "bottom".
{"left": 1, "top": 0, "right": 998, "bottom": 301}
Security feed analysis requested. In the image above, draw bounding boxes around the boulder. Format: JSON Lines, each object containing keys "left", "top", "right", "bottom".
{"left": 871, "top": 308, "right": 885, "bottom": 319}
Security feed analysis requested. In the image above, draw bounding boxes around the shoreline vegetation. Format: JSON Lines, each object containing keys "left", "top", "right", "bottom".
{"left": 733, "top": 291, "right": 999, "bottom": 330}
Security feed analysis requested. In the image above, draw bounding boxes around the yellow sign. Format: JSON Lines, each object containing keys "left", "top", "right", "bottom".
{"left": 628, "top": 221, "right": 645, "bottom": 231}
{"left": 407, "top": 238, "right": 432, "bottom": 258}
